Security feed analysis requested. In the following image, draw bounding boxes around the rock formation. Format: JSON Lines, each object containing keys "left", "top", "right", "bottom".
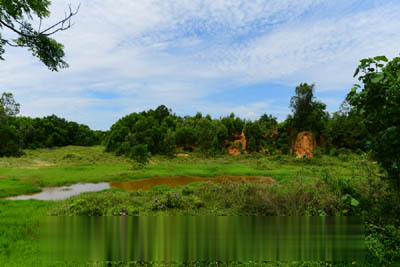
{"left": 291, "top": 131, "right": 317, "bottom": 158}
{"left": 227, "top": 132, "right": 247, "bottom": 155}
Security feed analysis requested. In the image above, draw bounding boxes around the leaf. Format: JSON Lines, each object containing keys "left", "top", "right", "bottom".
{"left": 371, "top": 74, "right": 384, "bottom": 83}
{"left": 353, "top": 68, "right": 360, "bottom": 77}
{"left": 351, "top": 198, "right": 359, "bottom": 207}
{"left": 373, "top": 56, "right": 388, "bottom": 62}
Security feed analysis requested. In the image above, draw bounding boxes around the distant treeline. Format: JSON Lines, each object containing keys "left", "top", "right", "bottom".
{"left": 102, "top": 83, "right": 371, "bottom": 162}
{"left": 0, "top": 84, "right": 367, "bottom": 158}
{"left": 104, "top": 98, "right": 368, "bottom": 161}
{"left": 0, "top": 98, "right": 105, "bottom": 156}
{"left": 1, "top": 53, "right": 399, "bottom": 185}
{"left": 12, "top": 115, "right": 105, "bottom": 149}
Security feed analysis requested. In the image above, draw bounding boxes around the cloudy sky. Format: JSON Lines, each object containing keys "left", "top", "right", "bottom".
{"left": 1, "top": 0, "right": 399, "bottom": 130}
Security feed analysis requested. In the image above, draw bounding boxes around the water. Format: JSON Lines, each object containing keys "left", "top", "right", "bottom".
{"left": 7, "top": 176, "right": 275, "bottom": 201}
{"left": 7, "top": 183, "right": 110, "bottom": 201}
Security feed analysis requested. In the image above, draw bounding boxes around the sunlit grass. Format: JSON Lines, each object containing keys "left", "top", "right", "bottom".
{"left": 0, "top": 146, "right": 381, "bottom": 198}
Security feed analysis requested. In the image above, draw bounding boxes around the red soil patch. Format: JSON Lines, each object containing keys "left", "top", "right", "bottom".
{"left": 291, "top": 131, "right": 317, "bottom": 158}
{"left": 228, "top": 132, "right": 248, "bottom": 155}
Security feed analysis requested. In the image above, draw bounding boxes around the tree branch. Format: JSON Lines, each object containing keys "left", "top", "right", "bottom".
{"left": 40, "top": 4, "right": 80, "bottom": 36}
{"left": 3, "top": 39, "right": 26, "bottom": 47}
{"left": 0, "top": 3, "right": 80, "bottom": 41}
{"left": 0, "top": 19, "right": 31, "bottom": 38}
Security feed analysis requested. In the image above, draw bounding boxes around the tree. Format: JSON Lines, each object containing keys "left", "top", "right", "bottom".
{"left": 0, "top": 92, "right": 22, "bottom": 156}
{"left": 0, "top": 124, "right": 22, "bottom": 157}
{"left": 289, "top": 83, "right": 329, "bottom": 136}
{"left": 0, "top": 92, "right": 20, "bottom": 122}
{"left": 324, "top": 99, "right": 369, "bottom": 152}
{"left": 130, "top": 144, "right": 150, "bottom": 164}
{"left": 244, "top": 121, "right": 264, "bottom": 152}
{"left": 347, "top": 55, "right": 400, "bottom": 186}
{"left": 0, "top": 1, "right": 79, "bottom": 71}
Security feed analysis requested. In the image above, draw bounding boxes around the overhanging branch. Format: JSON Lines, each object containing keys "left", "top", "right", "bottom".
{"left": 1, "top": 3, "right": 80, "bottom": 47}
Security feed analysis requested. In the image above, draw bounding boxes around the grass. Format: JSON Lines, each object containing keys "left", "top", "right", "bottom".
{"left": 0, "top": 146, "right": 399, "bottom": 266}
{"left": 0, "top": 146, "right": 375, "bottom": 197}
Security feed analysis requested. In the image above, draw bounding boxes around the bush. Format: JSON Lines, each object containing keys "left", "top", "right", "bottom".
{"left": 153, "top": 191, "right": 183, "bottom": 210}
{"left": 130, "top": 144, "right": 150, "bottom": 164}
{"left": 0, "top": 124, "right": 23, "bottom": 157}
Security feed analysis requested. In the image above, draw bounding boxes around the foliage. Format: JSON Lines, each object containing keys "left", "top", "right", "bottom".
{"left": 105, "top": 105, "right": 177, "bottom": 157}
{"left": 0, "top": 92, "right": 20, "bottom": 122}
{"left": 289, "top": 83, "right": 329, "bottom": 136}
{"left": 324, "top": 100, "right": 369, "bottom": 152}
{"left": 244, "top": 121, "right": 264, "bottom": 152}
{"left": 12, "top": 115, "right": 102, "bottom": 149}
{"left": 0, "top": 0, "right": 78, "bottom": 70}
{"left": 220, "top": 113, "right": 245, "bottom": 141}
{"left": 0, "top": 92, "right": 23, "bottom": 157}
{"left": 0, "top": 124, "right": 22, "bottom": 157}
{"left": 0, "top": 92, "right": 102, "bottom": 156}
{"left": 130, "top": 144, "right": 150, "bottom": 164}
{"left": 347, "top": 55, "right": 400, "bottom": 185}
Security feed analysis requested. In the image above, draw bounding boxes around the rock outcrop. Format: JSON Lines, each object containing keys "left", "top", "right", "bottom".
{"left": 291, "top": 131, "right": 317, "bottom": 158}
{"left": 227, "top": 132, "right": 247, "bottom": 155}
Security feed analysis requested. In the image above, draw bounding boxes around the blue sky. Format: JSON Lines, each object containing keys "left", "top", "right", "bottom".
{"left": 1, "top": 0, "right": 399, "bottom": 130}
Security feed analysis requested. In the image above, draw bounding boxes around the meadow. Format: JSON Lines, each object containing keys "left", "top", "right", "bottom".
{"left": 0, "top": 146, "right": 372, "bottom": 198}
{"left": 0, "top": 146, "right": 400, "bottom": 266}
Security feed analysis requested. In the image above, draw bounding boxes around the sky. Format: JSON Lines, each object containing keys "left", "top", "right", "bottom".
{"left": 0, "top": 0, "right": 399, "bottom": 130}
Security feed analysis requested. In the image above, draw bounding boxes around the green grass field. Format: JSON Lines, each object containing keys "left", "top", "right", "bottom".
{"left": 0, "top": 146, "right": 372, "bottom": 198}
{"left": 0, "top": 146, "right": 399, "bottom": 266}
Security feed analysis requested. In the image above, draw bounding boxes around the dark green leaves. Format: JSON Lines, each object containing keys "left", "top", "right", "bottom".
{"left": 0, "top": 0, "right": 76, "bottom": 71}
{"left": 371, "top": 73, "right": 384, "bottom": 83}
{"left": 373, "top": 55, "right": 389, "bottom": 62}
{"left": 347, "top": 54, "right": 400, "bottom": 186}
{"left": 16, "top": 34, "right": 68, "bottom": 71}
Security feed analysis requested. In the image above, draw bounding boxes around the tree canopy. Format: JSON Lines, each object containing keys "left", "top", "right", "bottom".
{"left": 289, "top": 83, "right": 329, "bottom": 136}
{"left": 0, "top": 0, "right": 79, "bottom": 71}
{"left": 0, "top": 91, "right": 20, "bottom": 122}
{"left": 0, "top": 92, "right": 21, "bottom": 156}
{"left": 347, "top": 55, "right": 400, "bottom": 185}
{"left": 0, "top": 92, "right": 103, "bottom": 157}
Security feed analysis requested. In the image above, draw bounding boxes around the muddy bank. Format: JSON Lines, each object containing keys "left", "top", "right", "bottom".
{"left": 110, "top": 175, "right": 276, "bottom": 191}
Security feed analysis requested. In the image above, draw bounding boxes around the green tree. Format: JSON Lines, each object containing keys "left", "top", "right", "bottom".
{"left": 347, "top": 55, "right": 400, "bottom": 185}
{"left": 0, "top": 92, "right": 22, "bottom": 156}
{"left": 244, "top": 121, "right": 264, "bottom": 152}
{"left": 162, "top": 129, "right": 176, "bottom": 157}
{"left": 0, "top": 1, "right": 79, "bottom": 71}
{"left": 289, "top": 83, "right": 329, "bottom": 136}
{"left": 130, "top": 144, "right": 150, "bottom": 164}
{"left": 0, "top": 92, "right": 20, "bottom": 122}
{"left": 0, "top": 124, "right": 22, "bottom": 157}
{"left": 324, "top": 99, "right": 369, "bottom": 152}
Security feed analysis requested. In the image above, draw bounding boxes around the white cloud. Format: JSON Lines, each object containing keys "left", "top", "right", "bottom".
{"left": 0, "top": 0, "right": 399, "bottom": 129}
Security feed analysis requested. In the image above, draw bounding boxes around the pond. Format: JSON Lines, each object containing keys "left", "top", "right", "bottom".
{"left": 7, "top": 183, "right": 110, "bottom": 201}
{"left": 7, "top": 175, "right": 275, "bottom": 201}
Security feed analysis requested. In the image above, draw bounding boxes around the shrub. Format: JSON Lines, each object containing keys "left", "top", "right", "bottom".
{"left": 130, "top": 144, "right": 150, "bottom": 164}
{"left": 153, "top": 191, "right": 183, "bottom": 210}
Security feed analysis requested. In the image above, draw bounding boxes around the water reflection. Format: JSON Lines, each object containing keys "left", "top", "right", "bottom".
{"left": 7, "top": 183, "right": 110, "bottom": 201}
